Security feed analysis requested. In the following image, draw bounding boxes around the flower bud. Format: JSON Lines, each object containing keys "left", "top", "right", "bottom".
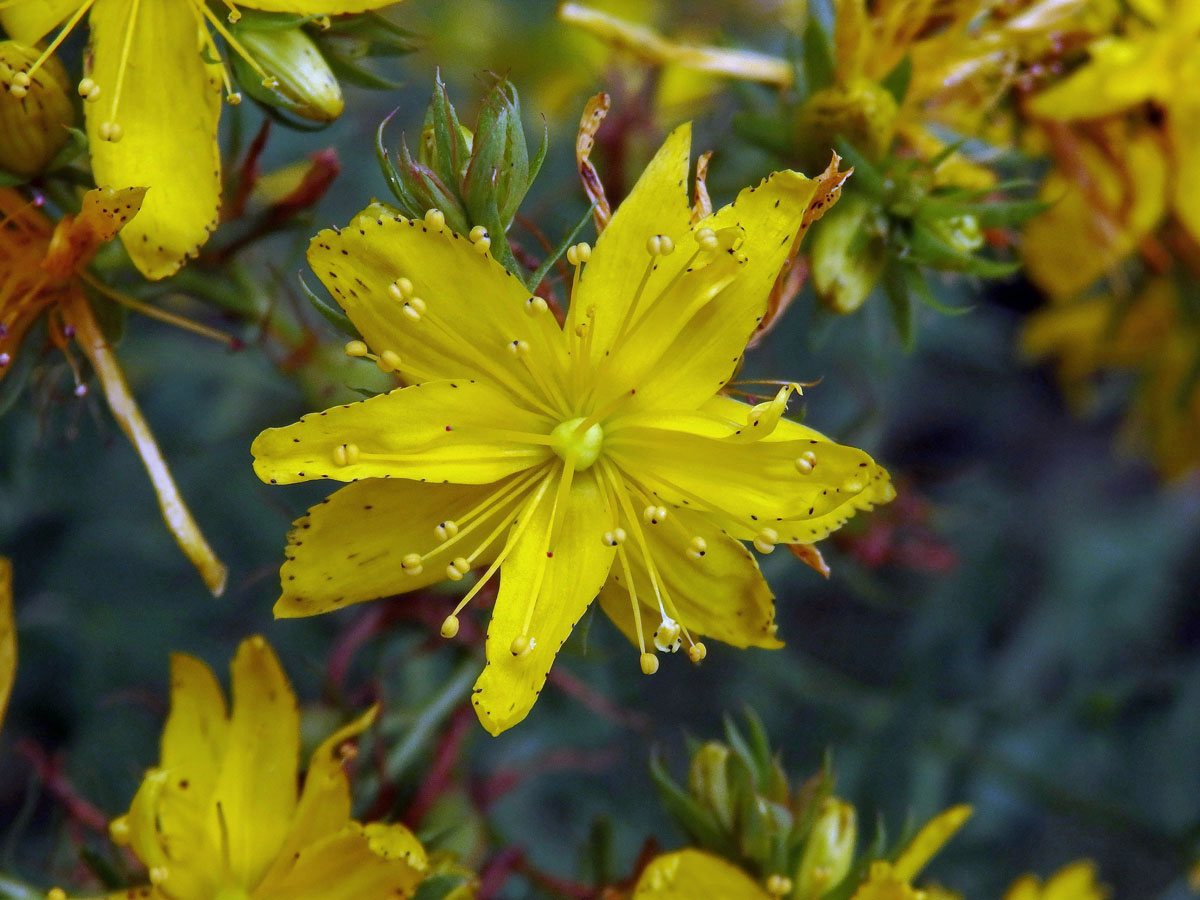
{"left": 235, "top": 27, "right": 343, "bottom": 122}
{"left": 687, "top": 742, "right": 735, "bottom": 834}
{"left": 928, "top": 213, "right": 984, "bottom": 254}
{"left": 810, "top": 193, "right": 887, "bottom": 314}
{"left": 795, "top": 78, "right": 898, "bottom": 172}
{"left": 794, "top": 798, "right": 856, "bottom": 899}
{"left": 0, "top": 42, "right": 74, "bottom": 178}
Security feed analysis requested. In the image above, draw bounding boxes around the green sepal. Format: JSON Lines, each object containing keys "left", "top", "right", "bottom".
{"left": 882, "top": 264, "right": 916, "bottom": 350}
{"left": 298, "top": 271, "right": 358, "bottom": 337}
{"left": 650, "top": 749, "right": 736, "bottom": 857}
{"left": 880, "top": 55, "right": 912, "bottom": 104}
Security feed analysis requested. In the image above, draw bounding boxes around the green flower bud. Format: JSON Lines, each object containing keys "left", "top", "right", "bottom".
{"left": 794, "top": 798, "right": 856, "bottom": 899}
{"left": 0, "top": 42, "right": 74, "bottom": 178}
{"left": 688, "top": 742, "right": 736, "bottom": 834}
{"left": 796, "top": 78, "right": 898, "bottom": 173}
{"left": 929, "top": 213, "right": 984, "bottom": 254}
{"left": 237, "top": 27, "right": 344, "bottom": 122}
{"left": 810, "top": 193, "right": 887, "bottom": 314}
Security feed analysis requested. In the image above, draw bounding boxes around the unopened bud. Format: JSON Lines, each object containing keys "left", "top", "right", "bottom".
{"left": 795, "top": 78, "right": 898, "bottom": 172}
{"left": 232, "top": 27, "right": 343, "bottom": 122}
{"left": 687, "top": 742, "right": 735, "bottom": 833}
{"left": 795, "top": 798, "right": 857, "bottom": 899}
{"left": 0, "top": 42, "right": 74, "bottom": 178}
{"left": 810, "top": 194, "right": 886, "bottom": 315}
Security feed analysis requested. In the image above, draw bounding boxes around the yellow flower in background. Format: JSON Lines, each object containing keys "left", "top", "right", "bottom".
{"left": 632, "top": 806, "right": 971, "bottom": 900}
{"left": 0, "top": 0, "right": 399, "bottom": 281}
{"left": 252, "top": 123, "right": 893, "bottom": 735}
{"left": 108, "top": 635, "right": 432, "bottom": 900}
{"left": 0, "top": 558, "right": 14, "bottom": 734}
{"left": 1003, "top": 861, "right": 1109, "bottom": 900}
{"left": 0, "top": 187, "right": 226, "bottom": 594}
{"left": 1027, "top": 0, "right": 1200, "bottom": 244}
{"left": 1024, "top": 277, "right": 1200, "bottom": 477}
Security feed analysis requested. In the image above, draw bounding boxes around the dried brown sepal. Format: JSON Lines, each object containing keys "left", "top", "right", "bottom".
{"left": 750, "top": 154, "right": 853, "bottom": 347}
{"left": 576, "top": 92, "right": 613, "bottom": 233}
{"left": 788, "top": 542, "right": 831, "bottom": 579}
{"left": 692, "top": 150, "right": 714, "bottom": 224}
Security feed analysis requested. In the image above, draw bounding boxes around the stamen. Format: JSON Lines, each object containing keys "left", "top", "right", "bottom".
{"left": 7, "top": 0, "right": 96, "bottom": 96}
{"left": 468, "top": 225, "right": 491, "bottom": 255}
{"left": 388, "top": 277, "right": 414, "bottom": 300}
{"left": 77, "top": 78, "right": 101, "bottom": 103}
{"left": 344, "top": 340, "right": 369, "bottom": 357}
{"left": 218, "top": 0, "right": 242, "bottom": 22}
{"left": 524, "top": 296, "right": 549, "bottom": 316}
{"left": 687, "top": 536, "right": 707, "bottom": 559}
{"left": 510, "top": 635, "right": 533, "bottom": 656}
{"left": 644, "top": 234, "right": 675, "bottom": 257}
{"left": 640, "top": 652, "right": 659, "bottom": 674}
{"left": 401, "top": 552, "right": 423, "bottom": 575}
{"left": 694, "top": 227, "right": 719, "bottom": 251}
{"left": 687, "top": 642, "right": 707, "bottom": 663}
{"left": 331, "top": 442, "right": 359, "bottom": 467}
{"left": 192, "top": 0, "right": 275, "bottom": 87}
{"left": 440, "top": 614, "right": 460, "bottom": 638}
{"left": 424, "top": 466, "right": 548, "bottom": 563}
{"left": 434, "top": 520, "right": 459, "bottom": 541}
{"left": 642, "top": 504, "right": 667, "bottom": 525}
{"left": 444, "top": 557, "right": 470, "bottom": 581}
{"left": 79, "top": 273, "right": 238, "bottom": 348}
{"left": 424, "top": 208, "right": 446, "bottom": 230}
{"left": 565, "top": 241, "right": 591, "bottom": 265}
{"left": 100, "top": 0, "right": 143, "bottom": 142}
{"left": 753, "top": 528, "right": 778, "bottom": 554}
{"left": 653, "top": 616, "right": 681, "bottom": 652}
{"left": 601, "top": 527, "right": 627, "bottom": 546}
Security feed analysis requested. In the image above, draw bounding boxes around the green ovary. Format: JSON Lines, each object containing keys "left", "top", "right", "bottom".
{"left": 550, "top": 418, "right": 604, "bottom": 470}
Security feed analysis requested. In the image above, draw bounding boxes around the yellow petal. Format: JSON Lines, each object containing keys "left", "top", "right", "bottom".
{"left": 1027, "top": 35, "right": 1166, "bottom": 121}
{"left": 633, "top": 849, "right": 770, "bottom": 900}
{"left": 0, "top": 0, "right": 80, "bottom": 43}
{"left": 86, "top": 0, "right": 222, "bottom": 279}
{"left": 892, "top": 805, "right": 972, "bottom": 882}
{"left": 242, "top": 0, "right": 398, "bottom": 11}
{"left": 1042, "top": 861, "right": 1107, "bottom": 900}
{"left": 1168, "top": 92, "right": 1200, "bottom": 243}
{"left": 573, "top": 123, "right": 694, "bottom": 361}
{"left": 273, "top": 477, "right": 518, "bottom": 618}
{"left": 160, "top": 652, "right": 228, "bottom": 798}
{"left": 212, "top": 636, "right": 300, "bottom": 887}
{"left": 0, "top": 558, "right": 13, "bottom": 734}
{"left": 261, "top": 707, "right": 378, "bottom": 886}
{"left": 256, "top": 822, "right": 426, "bottom": 900}
{"left": 251, "top": 379, "right": 554, "bottom": 486}
{"left": 472, "top": 469, "right": 616, "bottom": 735}
{"left": 599, "top": 505, "right": 781, "bottom": 650}
{"left": 307, "top": 209, "right": 566, "bottom": 408}
{"left": 849, "top": 862, "right": 923, "bottom": 900}
{"left": 1001, "top": 876, "right": 1042, "bottom": 900}
{"left": 606, "top": 410, "right": 890, "bottom": 542}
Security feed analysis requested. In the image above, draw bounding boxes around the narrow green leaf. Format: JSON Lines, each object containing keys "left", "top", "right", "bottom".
{"left": 524, "top": 201, "right": 597, "bottom": 293}
{"left": 298, "top": 271, "right": 358, "bottom": 337}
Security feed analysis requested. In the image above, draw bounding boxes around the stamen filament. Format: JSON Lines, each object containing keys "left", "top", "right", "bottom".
{"left": 191, "top": 0, "right": 274, "bottom": 84}
{"left": 80, "top": 274, "right": 238, "bottom": 348}
{"left": 421, "top": 466, "right": 548, "bottom": 562}
{"left": 105, "top": 0, "right": 142, "bottom": 132}
{"left": 8, "top": 0, "right": 96, "bottom": 89}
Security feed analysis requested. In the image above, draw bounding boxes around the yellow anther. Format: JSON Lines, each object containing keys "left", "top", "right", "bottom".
{"left": 469, "top": 224, "right": 489, "bottom": 242}
{"left": 643, "top": 505, "right": 667, "bottom": 525}
{"left": 390, "top": 277, "right": 414, "bottom": 299}
{"left": 566, "top": 242, "right": 592, "bottom": 265}
{"left": 47, "top": 889, "right": 66, "bottom": 900}
{"left": 344, "top": 340, "right": 368, "bottom": 358}
{"left": 695, "top": 227, "right": 719, "bottom": 251}
{"left": 77, "top": 77, "right": 95, "bottom": 97}
{"left": 574, "top": 322, "right": 589, "bottom": 338}
{"left": 446, "top": 563, "right": 464, "bottom": 581}
{"left": 602, "top": 528, "right": 627, "bottom": 547}
{"left": 109, "top": 815, "right": 131, "bottom": 845}
{"left": 12, "top": 72, "right": 30, "bottom": 88}
{"left": 343, "top": 443, "right": 360, "bottom": 464}
{"left": 753, "top": 528, "right": 779, "bottom": 554}
{"left": 226, "top": 91, "right": 242, "bottom": 105}
{"left": 842, "top": 478, "right": 864, "bottom": 493}
{"left": 472, "top": 236, "right": 491, "bottom": 255}
{"left": 440, "top": 614, "right": 460, "bottom": 638}
{"left": 424, "top": 208, "right": 445, "bottom": 229}
{"left": 378, "top": 350, "right": 402, "bottom": 372}
{"left": 261, "top": 76, "right": 279, "bottom": 89}
{"left": 98, "top": 122, "right": 123, "bottom": 143}
{"left": 766, "top": 875, "right": 793, "bottom": 897}
{"left": 149, "top": 867, "right": 169, "bottom": 886}
{"left": 227, "top": 8, "right": 242, "bottom": 21}
{"left": 646, "top": 234, "right": 674, "bottom": 256}
{"left": 654, "top": 618, "right": 681, "bottom": 652}
{"left": 640, "top": 652, "right": 660, "bottom": 675}
{"left": 332, "top": 445, "right": 347, "bottom": 467}
{"left": 687, "top": 536, "right": 707, "bottom": 559}
{"left": 687, "top": 642, "right": 707, "bottom": 663}
{"left": 510, "top": 635, "right": 533, "bottom": 657}
{"left": 434, "top": 520, "right": 459, "bottom": 541}
{"left": 401, "top": 552, "right": 423, "bottom": 575}
{"left": 452, "top": 556, "right": 469, "bottom": 574}
{"left": 9, "top": 84, "right": 27, "bottom": 99}
{"left": 525, "top": 296, "right": 549, "bottom": 316}
{"left": 795, "top": 457, "right": 813, "bottom": 474}
{"left": 508, "top": 339, "right": 530, "bottom": 355}
{"left": 402, "top": 302, "right": 422, "bottom": 322}
{"left": 408, "top": 297, "right": 427, "bottom": 315}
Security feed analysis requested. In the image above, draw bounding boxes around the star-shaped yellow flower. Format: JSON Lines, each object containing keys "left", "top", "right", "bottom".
{"left": 1027, "top": 0, "right": 1200, "bottom": 244}
{"left": 0, "top": 0, "right": 398, "bottom": 280}
{"left": 1003, "top": 861, "right": 1108, "bottom": 900}
{"left": 0, "top": 186, "right": 225, "bottom": 593}
{"left": 107, "top": 635, "right": 431, "bottom": 900}
{"left": 252, "top": 124, "right": 894, "bottom": 735}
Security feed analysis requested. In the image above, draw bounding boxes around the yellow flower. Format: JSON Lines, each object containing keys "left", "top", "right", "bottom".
{"left": 0, "top": 0, "right": 398, "bottom": 280}
{"left": 108, "top": 635, "right": 431, "bottom": 900}
{"left": 0, "top": 187, "right": 226, "bottom": 594}
{"left": 848, "top": 806, "right": 972, "bottom": 900}
{"left": 252, "top": 124, "right": 893, "bottom": 735}
{"left": 0, "top": 557, "right": 13, "bottom": 735}
{"left": 631, "top": 806, "right": 971, "bottom": 900}
{"left": 1002, "top": 861, "right": 1109, "bottom": 900}
{"left": 1027, "top": 0, "right": 1200, "bottom": 243}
